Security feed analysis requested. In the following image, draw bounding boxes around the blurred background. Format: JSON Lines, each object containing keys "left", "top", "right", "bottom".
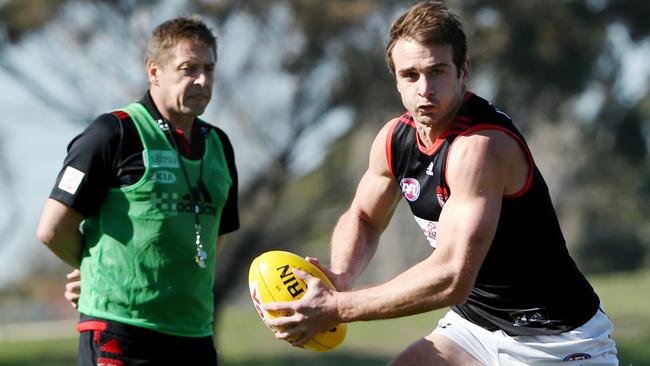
{"left": 0, "top": 0, "right": 649, "bottom": 365}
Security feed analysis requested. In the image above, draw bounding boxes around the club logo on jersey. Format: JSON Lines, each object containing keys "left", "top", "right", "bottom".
{"left": 436, "top": 186, "right": 450, "bottom": 207}
{"left": 400, "top": 178, "right": 421, "bottom": 201}
{"left": 563, "top": 353, "right": 591, "bottom": 361}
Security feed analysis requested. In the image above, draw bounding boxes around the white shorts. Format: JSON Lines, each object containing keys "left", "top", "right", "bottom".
{"left": 432, "top": 308, "right": 618, "bottom": 365}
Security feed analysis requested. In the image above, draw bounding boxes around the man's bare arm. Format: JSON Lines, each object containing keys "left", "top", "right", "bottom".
{"left": 37, "top": 198, "right": 84, "bottom": 268}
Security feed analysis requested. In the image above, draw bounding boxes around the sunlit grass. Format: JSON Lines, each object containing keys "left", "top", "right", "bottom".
{"left": 590, "top": 270, "right": 650, "bottom": 344}
{"left": 0, "top": 269, "right": 648, "bottom": 365}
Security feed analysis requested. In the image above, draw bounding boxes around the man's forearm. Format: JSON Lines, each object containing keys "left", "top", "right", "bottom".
{"left": 45, "top": 232, "right": 84, "bottom": 269}
{"left": 330, "top": 210, "right": 381, "bottom": 290}
{"left": 37, "top": 199, "right": 85, "bottom": 268}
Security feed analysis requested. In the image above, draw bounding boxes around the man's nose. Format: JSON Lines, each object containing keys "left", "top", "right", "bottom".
{"left": 194, "top": 69, "right": 211, "bottom": 86}
{"left": 417, "top": 75, "right": 434, "bottom": 98}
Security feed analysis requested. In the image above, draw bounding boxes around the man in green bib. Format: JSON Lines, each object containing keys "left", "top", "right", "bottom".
{"left": 37, "top": 16, "right": 238, "bottom": 365}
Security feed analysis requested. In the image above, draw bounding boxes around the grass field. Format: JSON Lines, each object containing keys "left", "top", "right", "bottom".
{"left": 1, "top": 269, "right": 648, "bottom": 366}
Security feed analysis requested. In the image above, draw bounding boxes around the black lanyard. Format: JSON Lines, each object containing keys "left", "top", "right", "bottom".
{"left": 157, "top": 118, "right": 208, "bottom": 269}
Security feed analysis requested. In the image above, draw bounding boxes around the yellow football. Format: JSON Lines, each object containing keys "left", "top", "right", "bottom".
{"left": 248, "top": 250, "right": 347, "bottom": 352}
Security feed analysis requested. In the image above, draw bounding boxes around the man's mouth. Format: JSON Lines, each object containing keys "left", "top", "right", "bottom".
{"left": 417, "top": 104, "right": 436, "bottom": 114}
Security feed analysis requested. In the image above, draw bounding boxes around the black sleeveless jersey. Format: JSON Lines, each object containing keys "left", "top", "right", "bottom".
{"left": 387, "top": 92, "right": 599, "bottom": 336}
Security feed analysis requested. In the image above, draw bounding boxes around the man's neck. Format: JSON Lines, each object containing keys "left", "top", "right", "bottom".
{"left": 417, "top": 92, "right": 466, "bottom": 148}
{"left": 416, "top": 123, "right": 444, "bottom": 149}
{"left": 149, "top": 91, "right": 194, "bottom": 142}
{"left": 165, "top": 114, "right": 194, "bottom": 143}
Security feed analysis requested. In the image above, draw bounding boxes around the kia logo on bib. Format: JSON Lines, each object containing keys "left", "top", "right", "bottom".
{"left": 400, "top": 178, "right": 420, "bottom": 201}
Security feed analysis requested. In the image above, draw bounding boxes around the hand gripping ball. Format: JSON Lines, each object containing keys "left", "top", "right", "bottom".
{"left": 248, "top": 250, "right": 347, "bottom": 352}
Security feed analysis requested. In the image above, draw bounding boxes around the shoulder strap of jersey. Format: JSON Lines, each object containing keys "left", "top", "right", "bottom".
{"left": 119, "top": 103, "right": 171, "bottom": 152}
{"left": 386, "top": 112, "right": 415, "bottom": 178}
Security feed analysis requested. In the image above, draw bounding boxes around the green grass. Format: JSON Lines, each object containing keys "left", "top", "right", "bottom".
{"left": 0, "top": 338, "right": 77, "bottom": 366}
{"left": 1, "top": 270, "right": 648, "bottom": 366}
{"left": 589, "top": 270, "right": 650, "bottom": 366}
{"left": 216, "top": 307, "right": 443, "bottom": 365}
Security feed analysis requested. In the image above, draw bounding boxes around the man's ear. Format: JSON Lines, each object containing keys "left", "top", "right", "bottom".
{"left": 147, "top": 60, "right": 159, "bottom": 85}
{"left": 460, "top": 58, "right": 470, "bottom": 83}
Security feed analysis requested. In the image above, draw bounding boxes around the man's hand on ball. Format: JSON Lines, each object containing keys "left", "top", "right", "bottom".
{"left": 304, "top": 256, "right": 350, "bottom": 291}
{"left": 263, "top": 268, "right": 341, "bottom": 347}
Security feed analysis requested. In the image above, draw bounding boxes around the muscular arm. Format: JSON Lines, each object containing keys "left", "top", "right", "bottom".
{"left": 335, "top": 130, "right": 525, "bottom": 321}
{"left": 330, "top": 121, "right": 402, "bottom": 290}
{"left": 265, "top": 129, "right": 528, "bottom": 344}
{"left": 37, "top": 199, "right": 85, "bottom": 269}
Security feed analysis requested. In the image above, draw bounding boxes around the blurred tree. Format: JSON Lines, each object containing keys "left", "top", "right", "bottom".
{"left": 0, "top": 0, "right": 648, "bottom": 326}
{"left": 207, "top": 0, "right": 650, "bottom": 284}
{"left": 0, "top": 0, "right": 65, "bottom": 42}
{"left": 0, "top": 137, "right": 19, "bottom": 240}
{"left": 456, "top": 0, "right": 650, "bottom": 273}
{"left": 202, "top": 0, "right": 405, "bottom": 313}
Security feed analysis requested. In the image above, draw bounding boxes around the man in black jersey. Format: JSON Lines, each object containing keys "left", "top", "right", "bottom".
{"left": 37, "top": 16, "right": 237, "bottom": 365}
{"left": 263, "top": 2, "right": 617, "bottom": 365}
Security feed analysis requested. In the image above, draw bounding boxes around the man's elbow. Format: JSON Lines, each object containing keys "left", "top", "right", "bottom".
{"left": 37, "top": 218, "right": 69, "bottom": 249}
{"left": 447, "top": 285, "right": 472, "bottom": 305}
{"left": 36, "top": 200, "right": 84, "bottom": 248}
{"left": 36, "top": 222, "right": 57, "bottom": 247}
{"left": 444, "top": 270, "right": 474, "bottom": 305}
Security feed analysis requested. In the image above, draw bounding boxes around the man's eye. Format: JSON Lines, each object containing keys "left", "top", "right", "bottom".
{"left": 402, "top": 72, "right": 418, "bottom": 80}
{"left": 181, "top": 65, "right": 197, "bottom": 73}
{"left": 430, "top": 69, "right": 445, "bottom": 77}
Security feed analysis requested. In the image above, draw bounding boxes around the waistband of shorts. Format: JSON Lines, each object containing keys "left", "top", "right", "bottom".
{"left": 78, "top": 313, "right": 212, "bottom": 341}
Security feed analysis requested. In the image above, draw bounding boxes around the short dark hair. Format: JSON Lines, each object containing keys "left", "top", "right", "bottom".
{"left": 146, "top": 15, "right": 217, "bottom": 66}
{"left": 386, "top": 1, "right": 467, "bottom": 77}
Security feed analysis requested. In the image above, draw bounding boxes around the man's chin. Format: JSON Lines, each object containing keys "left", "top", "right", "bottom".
{"left": 181, "top": 105, "right": 208, "bottom": 117}
{"left": 414, "top": 115, "right": 437, "bottom": 126}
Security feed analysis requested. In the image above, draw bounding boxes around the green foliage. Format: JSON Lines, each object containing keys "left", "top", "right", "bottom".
{"left": 2, "top": 0, "right": 647, "bottom": 278}
{"left": 0, "top": 0, "right": 65, "bottom": 42}
{"left": 578, "top": 227, "right": 645, "bottom": 273}
{"left": 455, "top": 1, "right": 650, "bottom": 273}
{"left": 208, "top": 0, "right": 650, "bottom": 276}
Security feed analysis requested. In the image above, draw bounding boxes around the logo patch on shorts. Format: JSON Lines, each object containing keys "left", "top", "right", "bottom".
{"left": 563, "top": 353, "right": 591, "bottom": 361}
{"left": 100, "top": 338, "right": 123, "bottom": 355}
